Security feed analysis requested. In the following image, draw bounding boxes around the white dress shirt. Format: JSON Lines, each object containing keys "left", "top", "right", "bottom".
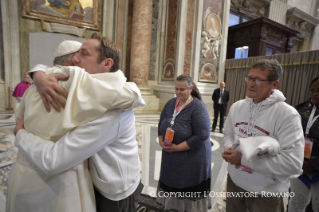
{"left": 218, "top": 89, "right": 224, "bottom": 104}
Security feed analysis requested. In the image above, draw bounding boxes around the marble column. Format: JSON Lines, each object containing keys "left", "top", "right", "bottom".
{"left": 129, "top": 0, "right": 152, "bottom": 87}
{"left": 0, "top": 0, "right": 20, "bottom": 110}
{"left": 130, "top": 0, "right": 159, "bottom": 113}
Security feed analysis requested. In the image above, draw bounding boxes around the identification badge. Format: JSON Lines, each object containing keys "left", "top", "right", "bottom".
{"left": 235, "top": 163, "right": 252, "bottom": 174}
{"left": 304, "top": 137, "right": 313, "bottom": 159}
{"left": 164, "top": 127, "right": 174, "bottom": 146}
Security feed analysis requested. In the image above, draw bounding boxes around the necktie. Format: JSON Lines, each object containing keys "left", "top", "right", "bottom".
{"left": 220, "top": 90, "right": 223, "bottom": 103}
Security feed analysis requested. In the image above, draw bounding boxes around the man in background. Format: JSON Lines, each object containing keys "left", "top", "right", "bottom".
{"left": 12, "top": 73, "right": 32, "bottom": 112}
{"left": 212, "top": 81, "right": 229, "bottom": 133}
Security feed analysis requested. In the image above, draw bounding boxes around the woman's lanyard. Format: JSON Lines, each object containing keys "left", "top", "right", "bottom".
{"left": 306, "top": 105, "right": 319, "bottom": 136}
{"left": 169, "top": 96, "right": 192, "bottom": 127}
{"left": 247, "top": 103, "right": 262, "bottom": 137}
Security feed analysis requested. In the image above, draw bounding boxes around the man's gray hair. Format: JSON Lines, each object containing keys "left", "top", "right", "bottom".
{"left": 176, "top": 74, "right": 192, "bottom": 87}
{"left": 251, "top": 59, "right": 283, "bottom": 81}
{"left": 53, "top": 53, "right": 75, "bottom": 66}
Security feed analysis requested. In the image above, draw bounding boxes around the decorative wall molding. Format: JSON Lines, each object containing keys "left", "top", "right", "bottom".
{"left": 198, "top": 1, "right": 224, "bottom": 84}
{"left": 41, "top": 21, "right": 86, "bottom": 37}
{"left": 261, "top": 23, "right": 288, "bottom": 44}
{"left": 201, "top": 9, "right": 222, "bottom": 59}
{"left": 230, "top": 0, "right": 272, "bottom": 18}
{"left": 286, "top": 7, "right": 319, "bottom": 38}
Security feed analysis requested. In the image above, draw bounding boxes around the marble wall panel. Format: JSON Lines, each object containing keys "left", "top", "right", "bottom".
{"left": 183, "top": 0, "right": 195, "bottom": 76}
{"left": 117, "top": 0, "right": 126, "bottom": 73}
{"left": 0, "top": 2, "right": 4, "bottom": 82}
{"left": 148, "top": 0, "right": 159, "bottom": 81}
{"left": 165, "top": 0, "right": 178, "bottom": 61}
{"left": 123, "top": 0, "right": 133, "bottom": 79}
{"left": 19, "top": 15, "right": 43, "bottom": 75}
{"left": 162, "top": 0, "right": 178, "bottom": 81}
{"left": 0, "top": 85, "right": 5, "bottom": 110}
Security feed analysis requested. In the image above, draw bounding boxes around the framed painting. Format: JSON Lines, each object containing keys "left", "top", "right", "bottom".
{"left": 22, "top": 0, "right": 101, "bottom": 30}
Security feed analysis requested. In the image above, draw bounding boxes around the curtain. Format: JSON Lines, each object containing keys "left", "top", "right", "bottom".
{"left": 225, "top": 50, "right": 319, "bottom": 113}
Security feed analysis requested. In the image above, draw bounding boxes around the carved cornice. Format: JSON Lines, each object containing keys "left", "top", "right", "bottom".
{"left": 231, "top": 0, "right": 272, "bottom": 19}
{"left": 261, "top": 23, "right": 288, "bottom": 44}
{"left": 228, "top": 17, "right": 299, "bottom": 50}
{"left": 229, "top": 22, "right": 288, "bottom": 44}
{"left": 286, "top": 7, "right": 319, "bottom": 38}
{"left": 287, "top": 8, "right": 319, "bottom": 27}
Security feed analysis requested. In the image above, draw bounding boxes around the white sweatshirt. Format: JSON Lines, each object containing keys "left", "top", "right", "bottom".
{"left": 224, "top": 89, "right": 304, "bottom": 193}
{"left": 15, "top": 109, "right": 141, "bottom": 201}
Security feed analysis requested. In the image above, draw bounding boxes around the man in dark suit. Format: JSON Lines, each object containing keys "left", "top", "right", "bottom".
{"left": 212, "top": 81, "right": 229, "bottom": 133}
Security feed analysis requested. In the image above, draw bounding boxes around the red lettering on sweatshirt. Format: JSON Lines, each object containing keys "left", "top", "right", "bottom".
{"left": 235, "top": 122, "right": 270, "bottom": 136}
{"left": 235, "top": 122, "right": 248, "bottom": 127}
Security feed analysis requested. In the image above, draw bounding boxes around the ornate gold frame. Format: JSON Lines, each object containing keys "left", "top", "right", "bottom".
{"left": 22, "top": 0, "right": 101, "bottom": 30}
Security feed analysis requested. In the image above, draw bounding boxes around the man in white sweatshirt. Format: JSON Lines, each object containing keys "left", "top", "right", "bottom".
{"left": 222, "top": 59, "right": 304, "bottom": 212}
{"left": 13, "top": 33, "right": 144, "bottom": 212}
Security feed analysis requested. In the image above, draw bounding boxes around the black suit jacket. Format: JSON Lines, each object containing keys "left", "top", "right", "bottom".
{"left": 212, "top": 88, "right": 229, "bottom": 111}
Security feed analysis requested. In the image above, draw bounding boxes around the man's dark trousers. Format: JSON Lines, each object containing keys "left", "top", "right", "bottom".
{"left": 212, "top": 87, "right": 229, "bottom": 132}
{"left": 213, "top": 103, "right": 225, "bottom": 131}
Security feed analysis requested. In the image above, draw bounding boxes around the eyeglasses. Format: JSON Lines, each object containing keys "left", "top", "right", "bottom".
{"left": 245, "top": 76, "right": 270, "bottom": 84}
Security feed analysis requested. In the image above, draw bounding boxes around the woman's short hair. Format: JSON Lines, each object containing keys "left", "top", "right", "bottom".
{"left": 176, "top": 74, "right": 192, "bottom": 87}
{"left": 176, "top": 74, "right": 202, "bottom": 101}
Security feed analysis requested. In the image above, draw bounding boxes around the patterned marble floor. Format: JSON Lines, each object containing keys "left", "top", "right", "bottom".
{"left": 135, "top": 114, "right": 227, "bottom": 212}
{"left": 0, "top": 111, "right": 16, "bottom": 212}
{"left": 0, "top": 112, "right": 227, "bottom": 212}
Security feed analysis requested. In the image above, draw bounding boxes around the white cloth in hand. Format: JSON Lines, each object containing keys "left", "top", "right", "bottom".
{"left": 232, "top": 136, "right": 280, "bottom": 162}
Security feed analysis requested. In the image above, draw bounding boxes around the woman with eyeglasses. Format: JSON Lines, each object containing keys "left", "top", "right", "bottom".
{"left": 288, "top": 77, "right": 319, "bottom": 212}
{"left": 156, "top": 74, "right": 212, "bottom": 211}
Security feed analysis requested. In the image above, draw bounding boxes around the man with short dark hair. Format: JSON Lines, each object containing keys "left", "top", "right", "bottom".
{"left": 222, "top": 59, "right": 304, "bottom": 212}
